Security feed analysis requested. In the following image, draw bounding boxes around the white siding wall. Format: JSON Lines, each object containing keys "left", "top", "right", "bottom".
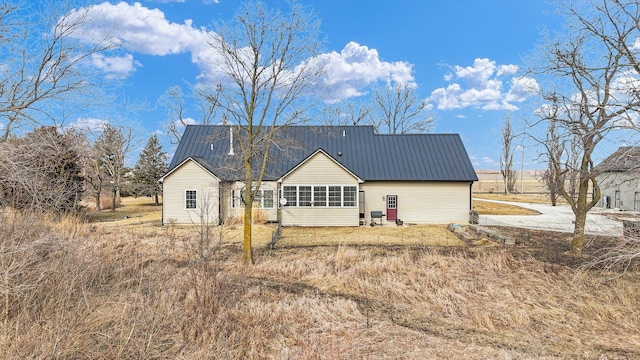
{"left": 281, "top": 152, "right": 360, "bottom": 226}
{"left": 162, "top": 161, "right": 220, "bottom": 224}
{"left": 597, "top": 172, "right": 640, "bottom": 210}
{"left": 226, "top": 181, "right": 278, "bottom": 222}
{"left": 361, "top": 181, "right": 472, "bottom": 224}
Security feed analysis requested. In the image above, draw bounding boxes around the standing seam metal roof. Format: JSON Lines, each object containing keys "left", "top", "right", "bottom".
{"left": 167, "top": 125, "right": 478, "bottom": 182}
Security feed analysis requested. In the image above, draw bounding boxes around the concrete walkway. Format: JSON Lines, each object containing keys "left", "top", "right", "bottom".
{"left": 475, "top": 199, "right": 624, "bottom": 236}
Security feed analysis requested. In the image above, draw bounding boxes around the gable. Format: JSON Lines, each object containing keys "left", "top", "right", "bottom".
{"left": 279, "top": 149, "right": 362, "bottom": 184}
{"left": 160, "top": 157, "right": 220, "bottom": 183}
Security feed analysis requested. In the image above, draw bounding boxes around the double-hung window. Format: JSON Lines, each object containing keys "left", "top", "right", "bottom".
{"left": 185, "top": 190, "right": 197, "bottom": 210}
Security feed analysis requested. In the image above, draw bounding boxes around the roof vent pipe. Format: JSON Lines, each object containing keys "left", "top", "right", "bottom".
{"left": 342, "top": 130, "right": 346, "bottom": 137}
{"left": 228, "top": 127, "right": 235, "bottom": 155}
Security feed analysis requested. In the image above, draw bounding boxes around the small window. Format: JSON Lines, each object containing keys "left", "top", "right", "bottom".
{"left": 185, "top": 190, "right": 197, "bottom": 209}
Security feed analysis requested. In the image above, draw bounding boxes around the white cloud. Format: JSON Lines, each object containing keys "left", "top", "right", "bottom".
{"left": 90, "top": 54, "right": 140, "bottom": 79}
{"left": 66, "top": 117, "right": 109, "bottom": 132}
{"left": 295, "top": 42, "right": 415, "bottom": 102}
{"left": 69, "top": 3, "right": 412, "bottom": 102}
{"left": 429, "top": 58, "right": 539, "bottom": 111}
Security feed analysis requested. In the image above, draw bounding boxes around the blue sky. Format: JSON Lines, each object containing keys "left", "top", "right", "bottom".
{"left": 40, "top": 0, "right": 568, "bottom": 169}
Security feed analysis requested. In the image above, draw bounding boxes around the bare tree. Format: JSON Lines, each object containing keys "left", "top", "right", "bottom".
{"left": 0, "top": 126, "right": 83, "bottom": 213}
{"left": 530, "top": 0, "right": 640, "bottom": 256}
{"left": 0, "top": 2, "right": 114, "bottom": 141}
{"left": 499, "top": 114, "right": 517, "bottom": 194}
{"left": 160, "top": 84, "right": 223, "bottom": 144}
{"left": 541, "top": 120, "right": 565, "bottom": 206}
{"left": 373, "top": 84, "right": 433, "bottom": 134}
{"left": 209, "top": 1, "right": 324, "bottom": 265}
{"left": 322, "top": 100, "right": 372, "bottom": 127}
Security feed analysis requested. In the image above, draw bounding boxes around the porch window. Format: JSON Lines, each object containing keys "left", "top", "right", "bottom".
{"left": 343, "top": 186, "right": 357, "bottom": 207}
{"left": 283, "top": 186, "right": 297, "bottom": 206}
{"left": 328, "top": 186, "right": 342, "bottom": 207}
{"left": 185, "top": 190, "right": 197, "bottom": 210}
{"left": 299, "top": 186, "right": 312, "bottom": 207}
{"left": 313, "top": 186, "right": 327, "bottom": 206}
{"left": 282, "top": 185, "right": 357, "bottom": 208}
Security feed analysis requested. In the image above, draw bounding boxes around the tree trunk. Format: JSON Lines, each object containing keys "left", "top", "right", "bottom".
{"left": 571, "top": 210, "right": 586, "bottom": 256}
{"left": 95, "top": 191, "right": 101, "bottom": 212}
{"left": 111, "top": 188, "right": 116, "bottom": 211}
{"left": 155, "top": 193, "right": 159, "bottom": 205}
{"left": 242, "top": 154, "right": 253, "bottom": 266}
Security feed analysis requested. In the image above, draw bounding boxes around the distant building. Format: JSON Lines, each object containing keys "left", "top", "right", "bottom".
{"left": 595, "top": 146, "right": 640, "bottom": 210}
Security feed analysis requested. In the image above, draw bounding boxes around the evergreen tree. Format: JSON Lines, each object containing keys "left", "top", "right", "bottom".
{"left": 132, "top": 134, "right": 168, "bottom": 205}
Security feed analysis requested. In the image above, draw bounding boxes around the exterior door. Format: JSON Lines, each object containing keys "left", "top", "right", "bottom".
{"left": 386, "top": 195, "right": 397, "bottom": 221}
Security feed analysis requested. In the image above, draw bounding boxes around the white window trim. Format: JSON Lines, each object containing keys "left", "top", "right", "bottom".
{"left": 231, "top": 188, "right": 275, "bottom": 209}
{"left": 185, "top": 189, "right": 197, "bottom": 210}
{"left": 281, "top": 185, "right": 358, "bottom": 208}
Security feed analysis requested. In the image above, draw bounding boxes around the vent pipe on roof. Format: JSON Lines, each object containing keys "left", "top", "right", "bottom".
{"left": 210, "top": 144, "right": 214, "bottom": 151}
{"left": 228, "top": 127, "right": 235, "bottom": 155}
{"left": 342, "top": 130, "right": 346, "bottom": 137}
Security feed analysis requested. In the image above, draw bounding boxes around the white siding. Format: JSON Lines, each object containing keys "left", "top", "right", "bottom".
{"left": 360, "top": 181, "right": 471, "bottom": 224}
{"left": 283, "top": 152, "right": 358, "bottom": 184}
{"left": 597, "top": 172, "right": 640, "bottom": 210}
{"left": 281, "top": 151, "right": 360, "bottom": 226}
{"left": 162, "top": 160, "right": 220, "bottom": 224}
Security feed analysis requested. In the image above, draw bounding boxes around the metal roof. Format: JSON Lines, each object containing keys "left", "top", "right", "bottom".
{"left": 595, "top": 146, "right": 640, "bottom": 173}
{"left": 167, "top": 125, "right": 478, "bottom": 182}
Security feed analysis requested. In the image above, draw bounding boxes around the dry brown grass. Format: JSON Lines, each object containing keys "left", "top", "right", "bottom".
{"left": 2, "top": 200, "right": 640, "bottom": 359}
{"left": 278, "top": 225, "right": 465, "bottom": 247}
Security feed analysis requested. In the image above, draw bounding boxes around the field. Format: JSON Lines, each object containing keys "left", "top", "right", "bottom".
{"left": 2, "top": 197, "right": 640, "bottom": 359}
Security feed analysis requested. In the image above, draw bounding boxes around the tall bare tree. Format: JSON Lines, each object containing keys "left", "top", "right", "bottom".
{"left": 531, "top": 0, "right": 640, "bottom": 256}
{"left": 499, "top": 113, "right": 517, "bottom": 194}
{"left": 160, "top": 84, "right": 223, "bottom": 144}
{"left": 541, "top": 120, "right": 565, "bottom": 206}
{"left": 373, "top": 84, "right": 433, "bottom": 134}
{"left": 209, "top": 1, "right": 324, "bottom": 265}
{"left": 322, "top": 100, "right": 372, "bottom": 127}
{"left": 0, "top": 1, "right": 114, "bottom": 141}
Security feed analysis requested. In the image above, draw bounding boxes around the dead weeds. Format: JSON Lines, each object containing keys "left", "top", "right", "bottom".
{"left": 3, "top": 199, "right": 639, "bottom": 359}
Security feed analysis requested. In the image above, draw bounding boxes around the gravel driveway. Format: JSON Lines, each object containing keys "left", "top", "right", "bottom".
{"left": 475, "top": 199, "right": 624, "bottom": 237}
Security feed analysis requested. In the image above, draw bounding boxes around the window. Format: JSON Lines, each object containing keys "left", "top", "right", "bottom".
{"left": 283, "top": 186, "right": 297, "bottom": 206}
{"left": 299, "top": 186, "right": 312, "bottom": 207}
{"left": 343, "top": 186, "right": 357, "bottom": 207}
{"left": 313, "top": 186, "right": 327, "bottom": 207}
{"left": 185, "top": 190, "right": 197, "bottom": 209}
{"left": 328, "top": 186, "right": 342, "bottom": 207}
{"left": 232, "top": 188, "right": 275, "bottom": 209}
{"left": 263, "top": 190, "right": 274, "bottom": 208}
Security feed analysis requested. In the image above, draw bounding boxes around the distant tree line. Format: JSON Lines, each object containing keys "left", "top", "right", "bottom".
{"left": 0, "top": 125, "right": 167, "bottom": 214}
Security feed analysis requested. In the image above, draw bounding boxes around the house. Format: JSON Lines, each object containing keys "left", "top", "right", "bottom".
{"left": 595, "top": 146, "right": 640, "bottom": 210}
{"left": 160, "top": 125, "right": 478, "bottom": 226}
